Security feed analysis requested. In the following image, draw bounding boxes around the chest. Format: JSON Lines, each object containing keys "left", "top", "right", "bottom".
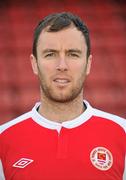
{"left": 1, "top": 123, "right": 125, "bottom": 180}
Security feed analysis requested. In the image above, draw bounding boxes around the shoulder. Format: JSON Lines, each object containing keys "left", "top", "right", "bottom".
{"left": 0, "top": 102, "right": 41, "bottom": 135}
{"left": 0, "top": 111, "right": 32, "bottom": 134}
{"left": 84, "top": 100, "right": 126, "bottom": 132}
{"left": 92, "top": 107, "right": 126, "bottom": 132}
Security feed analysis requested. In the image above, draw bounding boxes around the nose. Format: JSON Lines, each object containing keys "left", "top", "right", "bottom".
{"left": 56, "top": 56, "right": 68, "bottom": 72}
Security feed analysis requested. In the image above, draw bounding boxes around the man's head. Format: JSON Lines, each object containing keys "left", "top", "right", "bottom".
{"left": 32, "top": 12, "right": 91, "bottom": 60}
{"left": 31, "top": 12, "right": 92, "bottom": 103}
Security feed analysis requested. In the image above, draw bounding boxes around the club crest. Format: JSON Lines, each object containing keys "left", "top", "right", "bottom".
{"left": 90, "top": 147, "right": 113, "bottom": 171}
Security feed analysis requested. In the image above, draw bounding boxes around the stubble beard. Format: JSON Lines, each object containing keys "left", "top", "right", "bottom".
{"left": 39, "top": 73, "right": 85, "bottom": 104}
{"left": 40, "top": 82, "right": 84, "bottom": 103}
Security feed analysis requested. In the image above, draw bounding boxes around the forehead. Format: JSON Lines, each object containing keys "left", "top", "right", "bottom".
{"left": 37, "top": 27, "right": 87, "bottom": 50}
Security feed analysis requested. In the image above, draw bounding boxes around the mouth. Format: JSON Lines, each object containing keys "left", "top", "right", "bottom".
{"left": 53, "top": 78, "right": 70, "bottom": 86}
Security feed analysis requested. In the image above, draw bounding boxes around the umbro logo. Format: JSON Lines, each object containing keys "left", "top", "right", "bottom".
{"left": 13, "top": 158, "right": 34, "bottom": 168}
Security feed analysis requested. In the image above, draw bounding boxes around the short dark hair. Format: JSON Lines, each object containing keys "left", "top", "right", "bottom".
{"left": 32, "top": 12, "right": 91, "bottom": 59}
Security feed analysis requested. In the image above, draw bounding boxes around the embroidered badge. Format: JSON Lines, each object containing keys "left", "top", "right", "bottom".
{"left": 90, "top": 147, "right": 113, "bottom": 171}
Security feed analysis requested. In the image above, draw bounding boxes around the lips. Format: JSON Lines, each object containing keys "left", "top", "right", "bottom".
{"left": 53, "top": 77, "right": 70, "bottom": 85}
{"left": 54, "top": 79, "right": 70, "bottom": 83}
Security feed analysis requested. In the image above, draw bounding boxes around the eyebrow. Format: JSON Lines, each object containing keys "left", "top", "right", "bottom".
{"left": 42, "top": 48, "right": 82, "bottom": 54}
{"left": 66, "top": 49, "right": 82, "bottom": 54}
{"left": 42, "top": 49, "right": 58, "bottom": 54}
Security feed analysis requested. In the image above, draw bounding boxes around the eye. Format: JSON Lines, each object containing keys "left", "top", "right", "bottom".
{"left": 68, "top": 52, "right": 79, "bottom": 58}
{"left": 44, "top": 52, "right": 56, "bottom": 58}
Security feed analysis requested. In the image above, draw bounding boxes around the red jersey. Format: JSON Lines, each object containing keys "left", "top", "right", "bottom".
{"left": 0, "top": 100, "right": 126, "bottom": 180}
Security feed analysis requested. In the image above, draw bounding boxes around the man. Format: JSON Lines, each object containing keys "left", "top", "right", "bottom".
{"left": 0, "top": 12, "right": 125, "bottom": 180}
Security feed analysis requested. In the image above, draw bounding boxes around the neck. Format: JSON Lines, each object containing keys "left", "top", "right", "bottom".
{"left": 38, "top": 93, "right": 85, "bottom": 123}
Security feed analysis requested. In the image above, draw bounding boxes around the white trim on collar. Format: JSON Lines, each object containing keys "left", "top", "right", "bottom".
{"left": 31, "top": 100, "right": 93, "bottom": 133}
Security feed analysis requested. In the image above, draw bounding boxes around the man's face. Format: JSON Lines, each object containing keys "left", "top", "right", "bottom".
{"left": 31, "top": 26, "right": 92, "bottom": 103}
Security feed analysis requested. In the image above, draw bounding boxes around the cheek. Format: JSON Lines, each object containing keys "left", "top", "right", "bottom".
{"left": 71, "top": 63, "right": 86, "bottom": 76}
{"left": 38, "top": 62, "right": 55, "bottom": 79}
{"left": 72, "top": 65, "right": 87, "bottom": 86}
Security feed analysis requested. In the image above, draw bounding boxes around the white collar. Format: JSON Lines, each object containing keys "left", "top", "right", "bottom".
{"left": 31, "top": 100, "right": 93, "bottom": 133}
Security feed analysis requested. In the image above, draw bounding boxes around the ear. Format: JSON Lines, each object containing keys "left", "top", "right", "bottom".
{"left": 86, "top": 54, "right": 92, "bottom": 75}
{"left": 30, "top": 54, "right": 38, "bottom": 75}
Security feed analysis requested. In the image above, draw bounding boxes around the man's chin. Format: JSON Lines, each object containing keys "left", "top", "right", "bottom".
{"left": 41, "top": 86, "right": 83, "bottom": 103}
{"left": 48, "top": 94, "right": 78, "bottom": 103}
